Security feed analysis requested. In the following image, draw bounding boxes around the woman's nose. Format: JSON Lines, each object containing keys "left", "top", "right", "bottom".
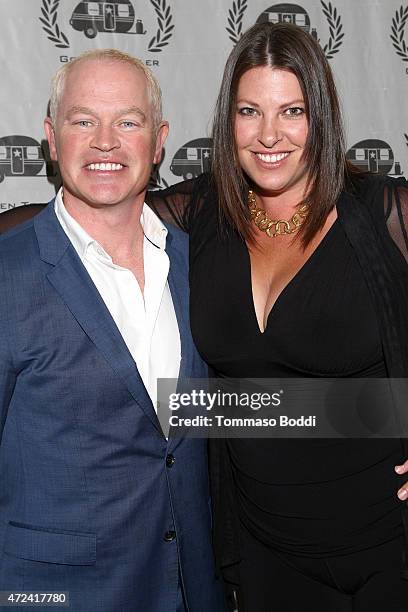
{"left": 257, "top": 118, "right": 282, "bottom": 148}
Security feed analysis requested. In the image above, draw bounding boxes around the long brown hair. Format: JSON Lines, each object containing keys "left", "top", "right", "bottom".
{"left": 212, "top": 22, "right": 351, "bottom": 246}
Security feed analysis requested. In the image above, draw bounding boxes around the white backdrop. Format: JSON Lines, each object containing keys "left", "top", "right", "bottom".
{"left": 0, "top": 0, "right": 408, "bottom": 210}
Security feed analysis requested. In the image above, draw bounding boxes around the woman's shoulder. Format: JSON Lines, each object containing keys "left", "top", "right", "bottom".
{"left": 344, "top": 172, "right": 408, "bottom": 261}
{"left": 343, "top": 172, "right": 408, "bottom": 215}
{"left": 347, "top": 171, "right": 407, "bottom": 195}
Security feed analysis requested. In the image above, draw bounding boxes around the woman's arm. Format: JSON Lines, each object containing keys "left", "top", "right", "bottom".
{"left": 384, "top": 179, "right": 408, "bottom": 498}
{"left": 384, "top": 178, "right": 408, "bottom": 262}
{"left": 146, "top": 174, "right": 210, "bottom": 233}
{"left": 0, "top": 204, "right": 45, "bottom": 234}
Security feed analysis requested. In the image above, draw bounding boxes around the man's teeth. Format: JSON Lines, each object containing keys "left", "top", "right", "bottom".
{"left": 87, "top": 163, "right": 123, "bottom": 171}
{"left": 256, "top": 152, "right": 289, "bottom": 163}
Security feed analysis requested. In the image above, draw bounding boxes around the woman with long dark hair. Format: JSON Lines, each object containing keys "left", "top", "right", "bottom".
{"left": 148, "top": 22, "right": 408, "bottom": 611}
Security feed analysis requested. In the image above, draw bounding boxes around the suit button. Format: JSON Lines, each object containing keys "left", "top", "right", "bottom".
{"left": 166, "top": 454, "right": 175, "bottom": 467}
{"left": 163, "top": 530, "right": 176, "bottom": 542}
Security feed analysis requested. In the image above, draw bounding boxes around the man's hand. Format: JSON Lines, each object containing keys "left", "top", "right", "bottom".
{"left": 395, "top": 461, "right": 408, "bottom": 500}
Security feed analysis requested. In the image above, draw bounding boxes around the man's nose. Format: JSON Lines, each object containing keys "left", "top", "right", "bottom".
{"left": 89, "top": 125, "right": 120, "bottom": 152}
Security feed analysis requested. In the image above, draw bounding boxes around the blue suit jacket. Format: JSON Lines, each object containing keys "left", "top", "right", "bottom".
{"left": 0, "top": 202, "right": 225, "bottom": 611}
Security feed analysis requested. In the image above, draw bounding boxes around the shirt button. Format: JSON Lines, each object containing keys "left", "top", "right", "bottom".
{"left": 163, "top": 530, "right": 176, "bottom": 542}
{"left": 166, "top": 454, "right": 175, "bottom": 467}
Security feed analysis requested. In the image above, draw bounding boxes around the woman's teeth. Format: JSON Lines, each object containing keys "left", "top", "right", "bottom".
{"left": 255, "top": 152, "right": 289, "bottom": 163}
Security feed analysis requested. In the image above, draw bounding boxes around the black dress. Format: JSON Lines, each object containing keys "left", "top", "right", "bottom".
{"left": 148, "top": 174, "right": 408, "bottom": 610}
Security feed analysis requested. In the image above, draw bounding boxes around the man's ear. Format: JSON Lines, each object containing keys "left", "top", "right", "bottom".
{"left": 44, "top": 118, "right": 58, "bottom": 162}
{"left": 153, "top": 121, "right": 169, "bottom": 165}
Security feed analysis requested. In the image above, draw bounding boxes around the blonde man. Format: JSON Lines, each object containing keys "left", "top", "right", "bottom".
{"left": 0, "top": 50, "right": 225, "bottom": 612}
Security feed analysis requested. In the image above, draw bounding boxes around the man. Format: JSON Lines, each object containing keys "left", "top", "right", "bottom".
{"left": 0, "top": 50, "right": 225, "bottom": 612}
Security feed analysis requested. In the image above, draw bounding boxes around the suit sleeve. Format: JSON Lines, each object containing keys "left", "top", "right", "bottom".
{"left": 0, "top": 259, "right": 17, "bottom": 444}
{"left": 0, "top": 337, "right": 16, "bottom": 444}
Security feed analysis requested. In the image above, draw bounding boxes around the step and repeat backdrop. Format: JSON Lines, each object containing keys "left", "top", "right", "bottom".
{"left": 0, "top": 0, "right": 407, "bottom": 210}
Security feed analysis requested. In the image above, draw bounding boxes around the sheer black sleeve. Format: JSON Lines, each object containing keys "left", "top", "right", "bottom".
{"left": 0, "top": 174, "right": 213, "bottom": 236}
{"left": 145, "top": 173, "right": 211, "bottom": 234}
{"left": 383, "top": 177, "right": 408, "bottom": 263}
{"left": 0, "top": 204, "right": 45, "bottom": 234}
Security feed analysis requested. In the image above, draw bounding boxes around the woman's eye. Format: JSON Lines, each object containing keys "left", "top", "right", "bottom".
{"left": 284, "top": 107, "right": 305, "bottom": 117}
{"left": 237, "top": 107, "right": 258, "bottom": 117}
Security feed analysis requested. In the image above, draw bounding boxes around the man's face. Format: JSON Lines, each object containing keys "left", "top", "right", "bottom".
{"left": 45, "top": 59, "right": 167, "bottom": 211}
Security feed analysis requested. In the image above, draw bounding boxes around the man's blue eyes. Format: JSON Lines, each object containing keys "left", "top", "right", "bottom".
{"left": 74, "top": 120, "right": 139, "bottom": 127}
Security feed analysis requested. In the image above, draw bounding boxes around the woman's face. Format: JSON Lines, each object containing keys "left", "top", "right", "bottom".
{"left": 234, "top": 66, "right": 309, "bottom": 198}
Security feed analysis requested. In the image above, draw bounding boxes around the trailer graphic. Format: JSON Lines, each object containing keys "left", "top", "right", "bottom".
{"left": 0, "top": 136, "right": 47, "bottom": 183}
{"left": 170, "top": 138, "right": 213, "bottom": 180}
{"left": 346, "top": 139, "right": 403, "bottom": 176}
{"left": 70, "top": 0, "right": 146, "bottom": 39}
{"left": 256, "top": 4, "right": 314, "bottom": 34}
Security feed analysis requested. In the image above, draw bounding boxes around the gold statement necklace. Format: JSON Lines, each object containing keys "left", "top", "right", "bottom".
{"left": 248, "top": 190, "right": 309, "bottom": 237}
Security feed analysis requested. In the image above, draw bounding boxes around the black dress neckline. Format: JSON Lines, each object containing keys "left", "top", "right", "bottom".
{"left": 245, "top": 219, "right": 339, "bottom": 335}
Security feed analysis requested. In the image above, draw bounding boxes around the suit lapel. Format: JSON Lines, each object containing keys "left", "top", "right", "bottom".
{"left": 34, "top": 203, "right": 163, "bottom": 435}
{"left": 165, "top": 226, "right": 194, "bottom": 380}
{"left": 168, "top": 273, "right": 190, "bottom": 377}
{"left": 165, "top": 227, "right": 196, "bottom": 450}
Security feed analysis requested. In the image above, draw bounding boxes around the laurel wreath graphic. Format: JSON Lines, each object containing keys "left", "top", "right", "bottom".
{"left": 320, "top": 1, "right": 344, "bottom": 59}
{"left": 39, "top": 0, "right": 70, "bottom": 49}
{"left": 391, "top": 5, "right": 408, "bottom": 63}
{"left": 226, "top": 0, "right": 248, "bottom": 45}
{"left": 148, "top": 0, "right": 174, "bottom": 53}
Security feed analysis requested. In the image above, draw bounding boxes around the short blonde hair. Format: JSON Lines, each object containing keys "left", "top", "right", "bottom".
{"left": 49, "top": 49, "right": 163, "bottom": 132}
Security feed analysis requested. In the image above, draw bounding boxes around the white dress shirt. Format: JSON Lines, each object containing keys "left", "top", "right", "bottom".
{"left": 54, "top": 189, "right": 181, "bottom": 412}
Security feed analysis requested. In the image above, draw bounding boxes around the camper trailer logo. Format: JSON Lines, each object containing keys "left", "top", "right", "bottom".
{"left": 0, "top": 136, "right": 51, "bottom": 184}
{"left": 170, "top": 138, "right": 213, "bottom": 180}
{"left": 39, "top": 0, "right": 174, "bottom": 52}
{"left": 69, "top": 0, "right": 144, "bottom": 40}
{"left": 346, "top": 139, "right": 404, "bottom": 176}
{"left": 390, "top": 5, "right": 408, "bottom": 71}
{"left": 226, "top": 1, "right": 344, "bottom": 60}
{"left": 256, "top": 3, "right": 314, "bottom": 34}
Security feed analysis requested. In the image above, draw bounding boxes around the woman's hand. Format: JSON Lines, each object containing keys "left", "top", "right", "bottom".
{"left": 395, "top": 461, "right": 408, "bottom": 500}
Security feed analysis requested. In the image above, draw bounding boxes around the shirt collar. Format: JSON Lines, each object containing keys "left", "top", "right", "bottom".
{"left": 141, "top": 201, "right": 168, "bottom": 250}
{"left": 54, "top": 188, "right": 168, "bottom": 261}
{"left": 54, "top": 188, "right": 94, "bottom": 259}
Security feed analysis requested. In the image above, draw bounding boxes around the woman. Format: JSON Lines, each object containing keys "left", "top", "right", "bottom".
{"left": 147, "top": 22, "right": 408, "bottom": 612}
